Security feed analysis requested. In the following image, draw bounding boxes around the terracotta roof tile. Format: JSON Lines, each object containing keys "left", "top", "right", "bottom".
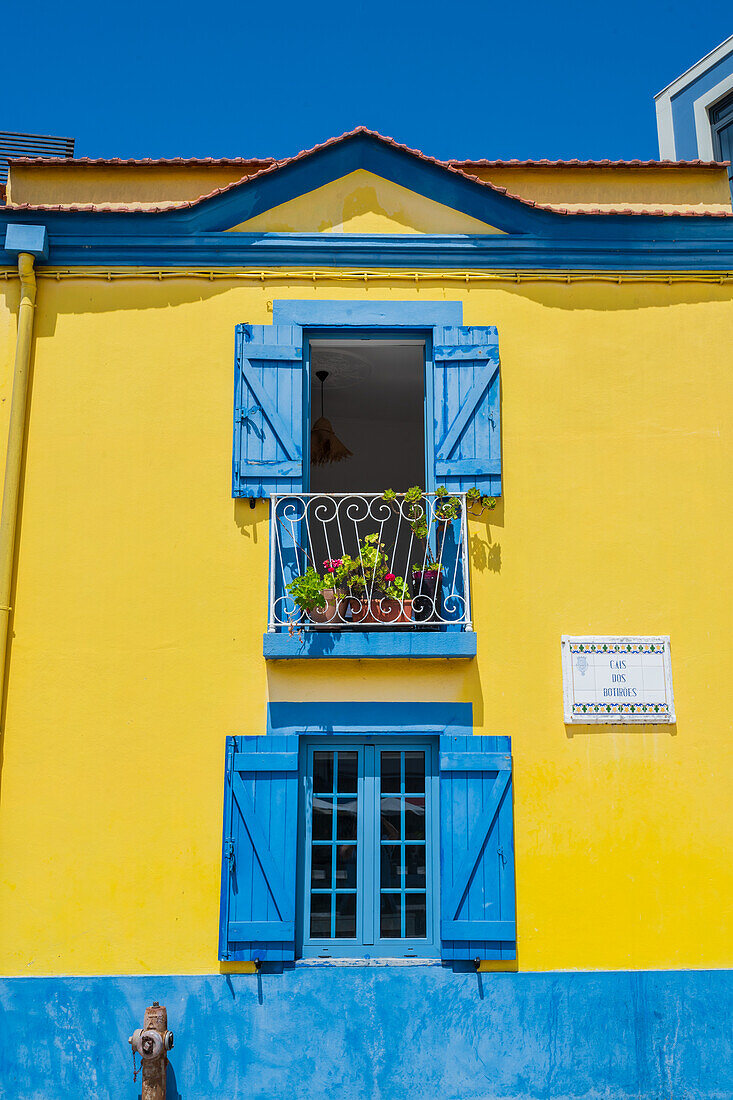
{"left": 450, "top": 157, "right": 730, "bottom": 169}
{"left": 7, "top": 155, "right": 274, "bottom": 167}
{"left": 4, "top": 127, "right": 732, "bottom": 218}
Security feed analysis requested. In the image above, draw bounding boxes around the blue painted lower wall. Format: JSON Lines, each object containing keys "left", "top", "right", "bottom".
{"left": 0, "top": 968, "right": 730, "bottom": 1100}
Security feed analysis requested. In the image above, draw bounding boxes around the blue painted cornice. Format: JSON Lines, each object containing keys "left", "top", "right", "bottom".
{"left": 1, "top": 131, "right": 733, "bottom": 269}
{"left": 1, "top": 230, "right": 727, "bottom": 271}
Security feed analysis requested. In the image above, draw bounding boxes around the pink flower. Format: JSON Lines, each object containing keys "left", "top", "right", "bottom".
{"left": 324, "top": 565, "right": 334, "bottom": 573}
{"left": 385, "top": 573, "right": 396, "bottom": 583}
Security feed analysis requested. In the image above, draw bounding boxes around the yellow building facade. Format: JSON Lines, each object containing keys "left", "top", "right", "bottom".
{"left": 0, "top": 128, "right": 732, "bottom": 1098}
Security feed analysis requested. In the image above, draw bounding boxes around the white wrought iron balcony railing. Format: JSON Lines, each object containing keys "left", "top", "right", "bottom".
{"left": 268, "top": 491, "right": 472, "bottom": 632}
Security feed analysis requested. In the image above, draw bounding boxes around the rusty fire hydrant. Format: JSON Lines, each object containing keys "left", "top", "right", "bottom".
{"left": 129, "top": 1002, "right": 174, "bottom": 1100}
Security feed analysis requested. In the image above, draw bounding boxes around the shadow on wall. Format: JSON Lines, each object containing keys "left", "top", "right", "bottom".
{"left": 163, "top": 1060, "right": 181, "bottom": 1100}
{"left": 469, "top": 497, "right": 503, "bottom": 575}
{"left": 26, "top": 272, "right": 733, "bottom": 341}
{"left": 233, "top": 498, "right": 267, "bottom": 543}
{"left": 265, "top": 660, "right": 485, "bottom": 728}
{"left": 566, "top": 721, "right": 677, "bottom": 738}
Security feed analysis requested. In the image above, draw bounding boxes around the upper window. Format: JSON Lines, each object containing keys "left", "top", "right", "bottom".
{"left": 301, "top": 740, "right": 439, "bottom": 958}
{"left": 231, "top": 321, "right": 502, "bottom": 501}
{"left": 711, "top": 92, "right": 733, "bottom": 186}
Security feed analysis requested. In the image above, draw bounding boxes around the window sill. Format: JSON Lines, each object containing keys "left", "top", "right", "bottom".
{"left": 295, "top": 957, "right": 441, "bottom": 968}
{"left": 262, "top": 631, "right": 477, "bottom": 660}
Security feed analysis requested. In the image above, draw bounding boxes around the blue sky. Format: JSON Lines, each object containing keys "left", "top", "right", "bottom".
{"left": 3, "top": 2, "right": 731, "bottom": 162}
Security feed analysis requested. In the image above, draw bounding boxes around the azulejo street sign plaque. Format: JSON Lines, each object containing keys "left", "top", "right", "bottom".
{"left": 561, "top": 636, "right": 675, "bottom": 724}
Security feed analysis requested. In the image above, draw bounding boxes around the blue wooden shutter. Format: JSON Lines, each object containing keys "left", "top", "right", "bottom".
{"left": 433, "top": 325, "right": 501, "bottom": 496}
{"left": 232, "top": 323, "right": 304, "bottom": 498}
{"left": 219, "top": 735, "right": 299, "bottom": 962}
{"left": 439, "top": 734, "right": 516, "bottom": 961}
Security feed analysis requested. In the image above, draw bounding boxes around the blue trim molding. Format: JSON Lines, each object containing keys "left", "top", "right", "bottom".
{"left": 0, "top": 970, "right": 730, "bottom": 1099}
{"left": 272, "top": 299, "right": 463, "bottom": 327}
{"left": 266, "top": 701, "right": 474, "bottom": 738}
{"left": 262, "top": 630, "right": 477, "bottom": 659}
{"left": 2, "top": 230, "right": 733, "bottom": 271}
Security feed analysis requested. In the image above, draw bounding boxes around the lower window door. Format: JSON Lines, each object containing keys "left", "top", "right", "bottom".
{"left": 299, "top": 739, "right": 439, "bottom": 958}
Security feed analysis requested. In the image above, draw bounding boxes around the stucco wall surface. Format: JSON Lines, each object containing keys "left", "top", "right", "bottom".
{"left": 0, "top": 969, "right": 731, "bottom": 1100}
{"left": 469, "top": 165, "right": 732, "bottom": 211}
{"left": 5, "top": 164, "right": 258, "bottom": 208}
{"left": 0, "top": 276, "right": 731, "bottom": 977}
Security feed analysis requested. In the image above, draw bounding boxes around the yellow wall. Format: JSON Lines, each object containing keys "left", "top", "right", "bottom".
{"left": 0, "top": 273, "right": 731, "bottom": 976}
{"left": 468, "top": 165, "right": 733, "bottom": 213}
{"left": 230, "top": 170, "right": 504, "bottom": 233}
{"left": 6, "top": 164, "right": 258, "bottom": 208}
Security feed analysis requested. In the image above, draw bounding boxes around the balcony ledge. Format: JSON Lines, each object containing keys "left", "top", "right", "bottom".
{"left": 263, "top": 631, "right": 477, "bottom": 660}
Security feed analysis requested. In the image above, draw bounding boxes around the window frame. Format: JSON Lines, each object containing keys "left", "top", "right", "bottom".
{"left": 297, "top": 735, "right": 441, "bottom": 959}
{"left": 711, "top": 91, "right": 733, "bottom": 185}
{"left": 301, "top": 328, "right": 435, "bottom": 494}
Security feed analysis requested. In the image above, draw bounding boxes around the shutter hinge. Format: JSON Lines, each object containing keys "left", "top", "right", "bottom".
{"left": 497, "top": 846, "right": 506, "bottom": 867}
{"left": 224, "top": 837, "right": 236, "bottom": 872}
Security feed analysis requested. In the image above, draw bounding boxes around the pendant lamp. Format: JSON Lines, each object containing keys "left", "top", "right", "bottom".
{"left": 311, "top": 370, "right": 352, "bottom": 465}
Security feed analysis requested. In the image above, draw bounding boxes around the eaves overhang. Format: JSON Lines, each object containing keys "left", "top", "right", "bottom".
{"left": 2, "top": 130, "right": 733, "bottom": 270}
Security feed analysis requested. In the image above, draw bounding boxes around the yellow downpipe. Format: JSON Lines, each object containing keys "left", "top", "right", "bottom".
{"left": 0, "top": 252, "right": 37, "bottom": 720}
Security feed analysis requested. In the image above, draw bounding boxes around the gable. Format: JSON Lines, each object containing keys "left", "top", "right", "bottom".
{"left": 228, "top": 170, "right": 504, "bottom": 234}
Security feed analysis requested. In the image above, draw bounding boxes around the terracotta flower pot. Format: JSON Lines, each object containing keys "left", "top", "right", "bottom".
{"left": 344, "top": 596, "right": 380, "bottom": 625}
{"left": 375, "top": 598, "right": 413, "bottom": 624}
{"left": 345, "top": 597, "right": 413, "bottom": 625}
{"left": 307, "top": 588, "right": 340, "bottom": 626}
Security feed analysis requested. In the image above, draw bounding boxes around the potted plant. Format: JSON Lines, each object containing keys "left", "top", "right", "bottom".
{"left": 466, "top": 486, "right": 498, "bottom": 517}
{"left": 286, "top": 566, "right": 340, "bottom": 627}
{"left": 410, "top": 560, "right": 444, "bottom": 622}
{"left": 332, "top": 533, "right": 413, "bottom": 626}
{"left": 382, "top": 486, "right": 459, "bottom": 622}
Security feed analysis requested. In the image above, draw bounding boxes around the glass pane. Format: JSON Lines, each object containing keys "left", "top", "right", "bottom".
{"left": 380, "top": 751, "right": 401, "bottom": 793}
{"left": 405, "top": 797, "right": 425, "bottom": 841}
{"left": 380, "top": 893, "right": 402, "bottom": 938}
{"left": 310, "top": 893, "right": 331, "bottom": 938}
{"left": 380, "top": 797, "right": 401, "bottom": 841}
{"left": 405, "top": 894, "right": 427, "bottom": 938}
{"left": 336, "top": 797, "right": 357, "bottom": 841}
{"left": 310, "top": 844, "right": 332, "bottom": 888}
{"left": 335, "top": 893, "right": 356, "bottom": 938}
{"left": 404, "top": 751, "right": 425, "bottom": 793}
{"left": 380, "top": 844, "right": 402, "bottom": 888}
{"left": 337, "top": 751, "right": 358, "bottom": 794}
{"left": 313, "top": 751, "right": 334, "bottom": 794}
{"left": 336, "top": 842, "right": 357, "bottom": 889}
{"left": 312, "top": 796, "right": 334, "bottom": 841}
{"left": 405, "top": 845, "right": 426, "bottom": 889}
